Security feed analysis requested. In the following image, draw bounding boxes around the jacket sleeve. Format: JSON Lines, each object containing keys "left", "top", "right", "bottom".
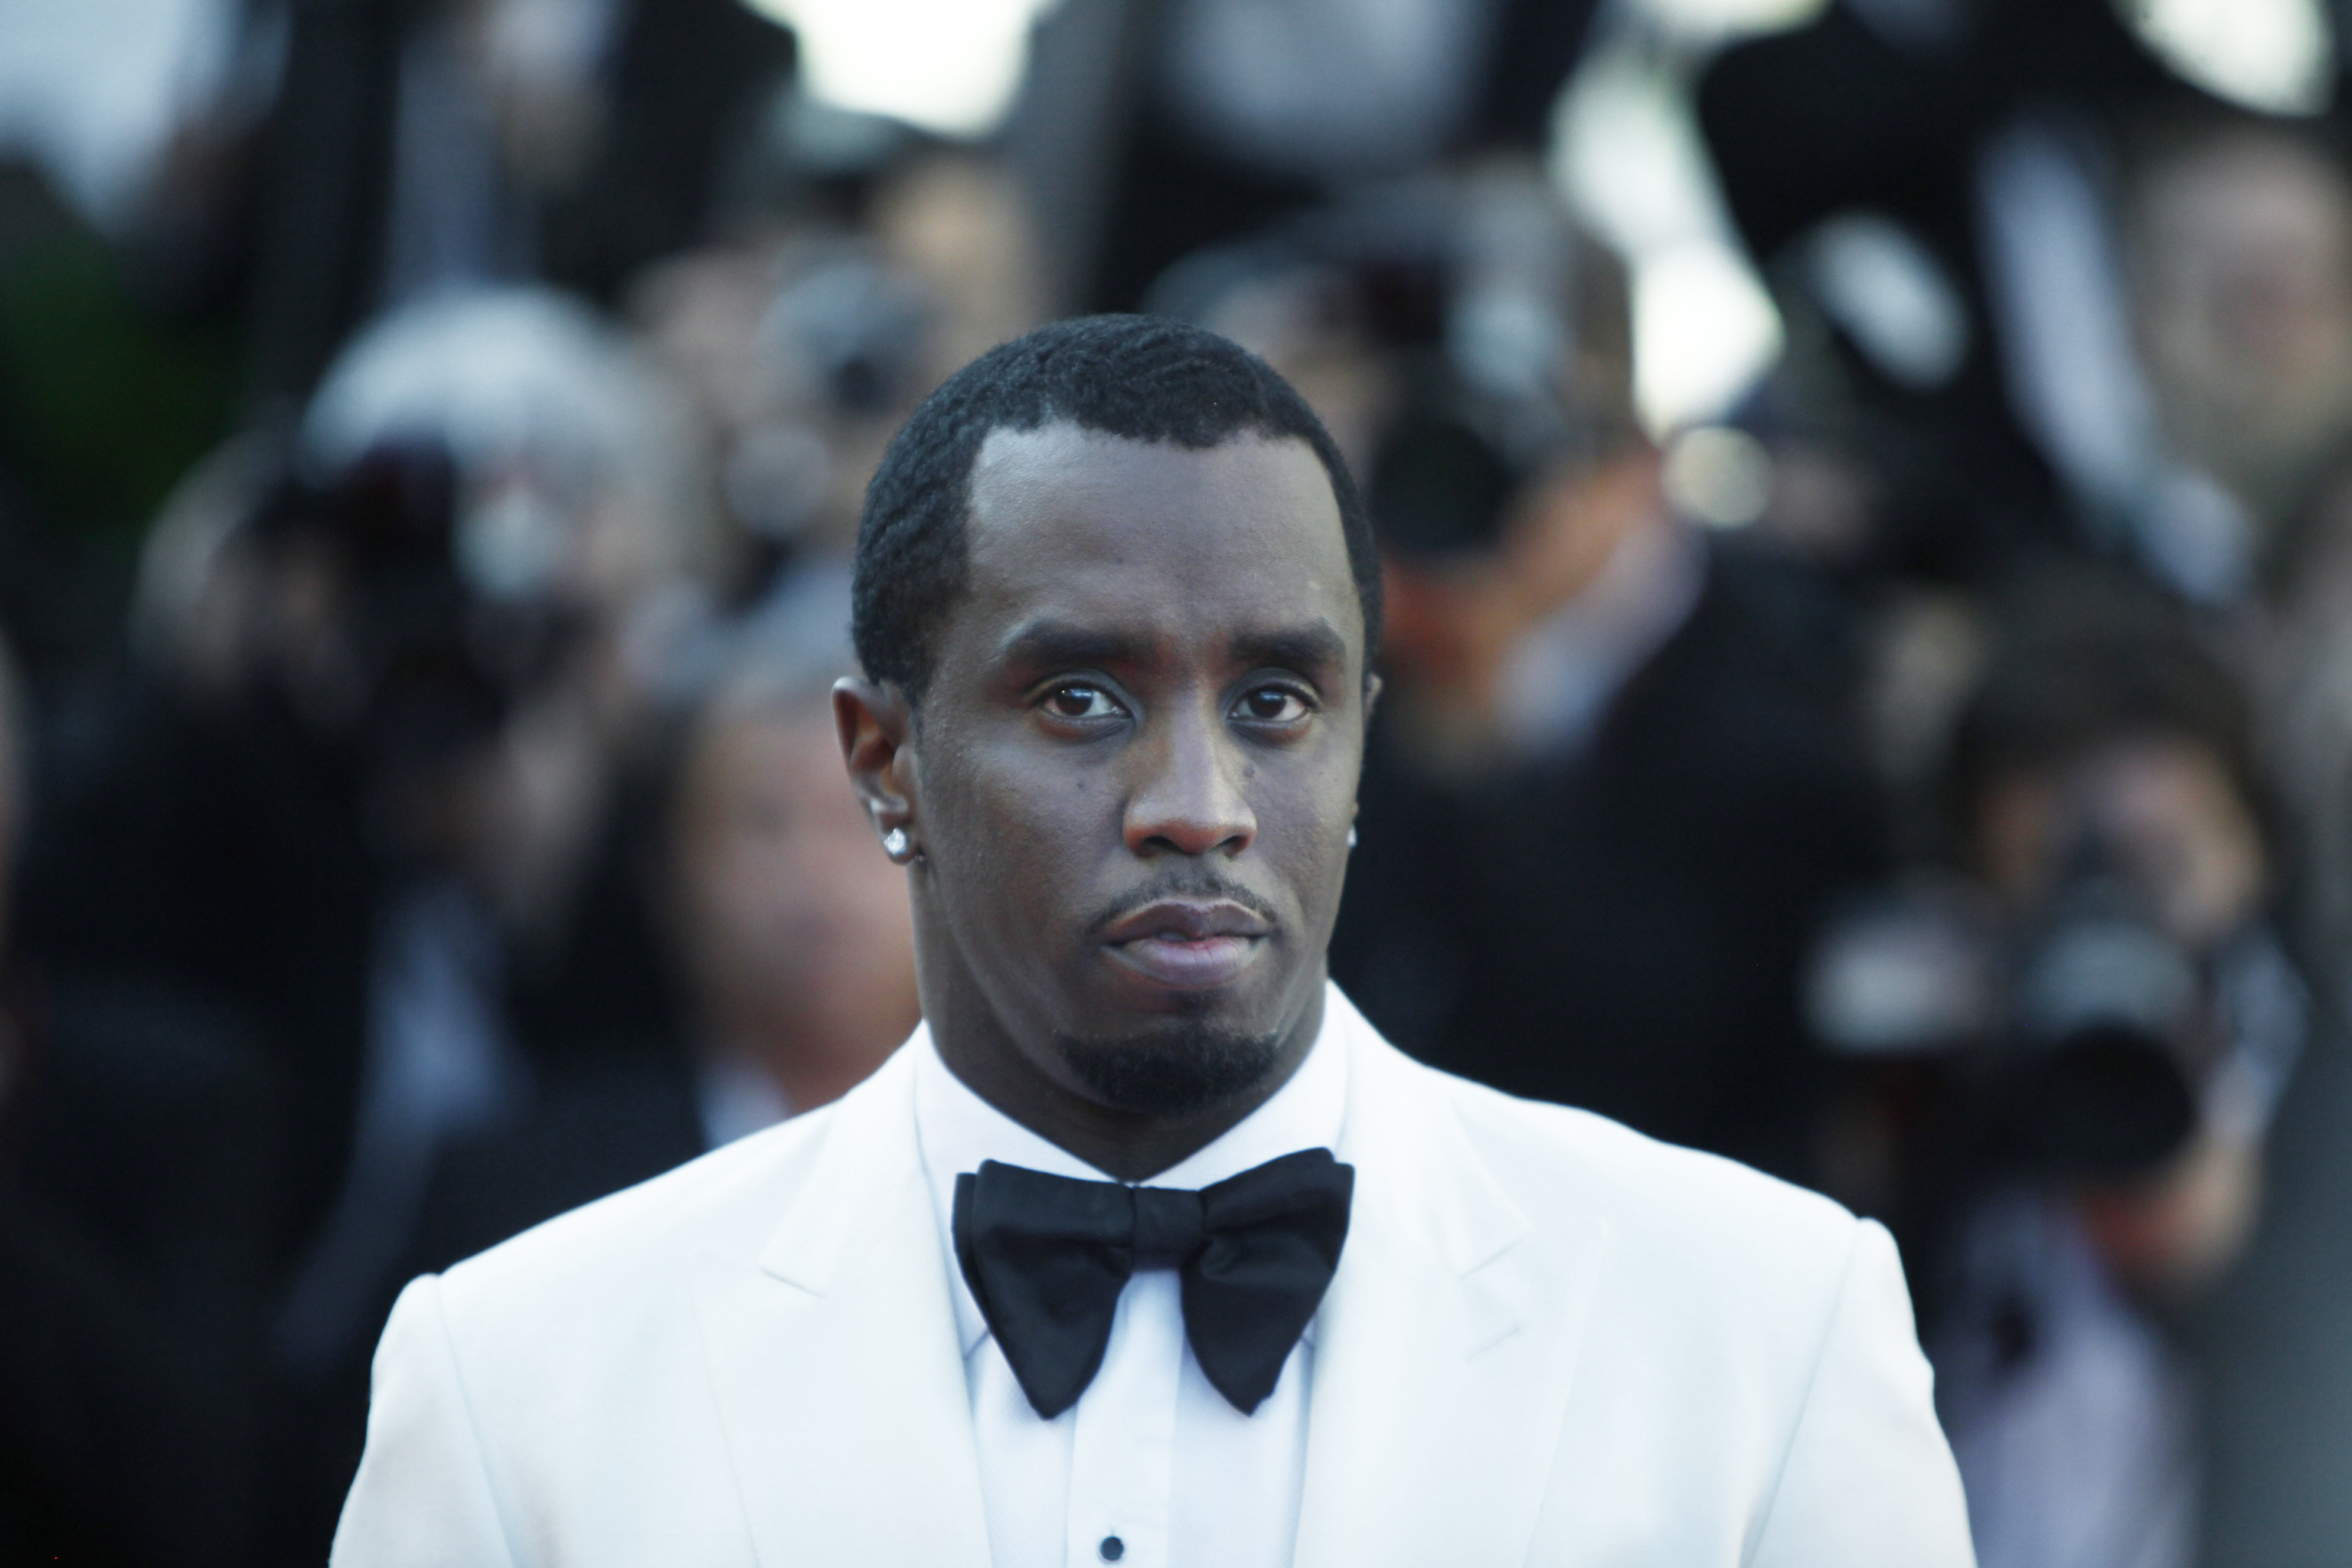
{"left": 1749, "top": 1219, "right": 1977, "bottom": 1568}
{"left": 330, "top": 1274, "right": 521, "bottom": 1568}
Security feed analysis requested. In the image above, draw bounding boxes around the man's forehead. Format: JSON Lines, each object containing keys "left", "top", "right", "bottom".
{"left": 959, "top": 423, "right": 1355, "bottom": 627}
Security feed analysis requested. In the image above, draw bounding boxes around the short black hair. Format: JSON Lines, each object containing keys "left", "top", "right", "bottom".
{"left": 851, "top": 315, "right": 1381, "bottom": 700}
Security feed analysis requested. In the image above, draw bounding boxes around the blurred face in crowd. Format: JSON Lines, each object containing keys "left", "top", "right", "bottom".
{"left": 2133, "top": 129, "right": 2352, "bottom": 517}
{"left": 1975, "top": 735, "right": 2267, "bottom": 952}
{"left": 841, "top": 426, "right": 1371, "bottom": 1178}
{"left": 670, "top": 695, "right": 920, "bottom": 1108}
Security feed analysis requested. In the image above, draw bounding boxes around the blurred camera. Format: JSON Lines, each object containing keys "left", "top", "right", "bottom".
{"left": 1809, "top": 850, "right": 2202, "bottom": 1183}
{"left": 763, "top": 247, "right": 939, "bottom": 420}
{"left": 254, "top": 443, "right": 580, "bottom": 773}
{"left": 1994, "top": 863, "right": 2201, "bottom": 1178}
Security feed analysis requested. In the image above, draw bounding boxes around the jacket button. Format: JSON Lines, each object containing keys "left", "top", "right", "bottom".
{"left": 1099, "top": 1537, "right": 1125, "bottom": 1562}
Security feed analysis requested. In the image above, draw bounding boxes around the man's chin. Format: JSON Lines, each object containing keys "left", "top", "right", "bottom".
{"left": 1052, "top": 1021, "right": 1287, "bottom": 1119}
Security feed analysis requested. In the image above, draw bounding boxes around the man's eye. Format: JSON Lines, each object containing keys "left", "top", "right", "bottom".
{"left": 1235, "top": 686, "right": 1311, "bottom": 724}
{"left": 1043, "top": 684, "right": 1122, "bottom": 720}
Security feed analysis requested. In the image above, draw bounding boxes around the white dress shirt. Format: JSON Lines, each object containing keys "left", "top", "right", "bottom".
{"left": 912, "top": 1005, "right": 1350, "bottom": 1568}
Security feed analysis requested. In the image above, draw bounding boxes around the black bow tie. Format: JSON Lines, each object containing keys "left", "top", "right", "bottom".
{"left": 952, "top": 1148, "right": 1354, "bottom": 1419}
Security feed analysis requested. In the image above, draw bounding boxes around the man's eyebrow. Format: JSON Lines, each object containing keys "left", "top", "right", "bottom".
{"left": 1232, "top": 622, "right": 1348, "bottom": 673}
{"left": 998, "top": 619, "right": 1152, "bottom": 670}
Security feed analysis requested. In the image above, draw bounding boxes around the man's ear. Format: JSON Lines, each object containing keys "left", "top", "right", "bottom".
{"left": 1362, "top": 670, "right": 1383, "bottom": 724}
{"left": 834, "top": 677, "right": 916, "bottom": 849}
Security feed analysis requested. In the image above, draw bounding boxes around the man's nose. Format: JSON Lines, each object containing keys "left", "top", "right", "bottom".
{"left": 1123, "top": 697, "right": 1256, "bottom": 858}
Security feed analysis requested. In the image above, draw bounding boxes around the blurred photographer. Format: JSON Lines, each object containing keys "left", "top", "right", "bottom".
{"left": 1810, "top": 570, "right": 2298, "bottom": 1568}
{"left": 12, "top": 285, "right": 714, "bottom": 1558}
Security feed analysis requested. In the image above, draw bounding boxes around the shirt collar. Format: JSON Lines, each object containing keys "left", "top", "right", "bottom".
{"left": 913, "top": 982, "right": 1354, "bottom": 1359}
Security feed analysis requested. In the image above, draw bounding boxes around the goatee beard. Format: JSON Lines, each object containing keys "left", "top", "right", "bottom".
{"left": 1054, "top": 1022, "right": 1286, "bottom": 1118}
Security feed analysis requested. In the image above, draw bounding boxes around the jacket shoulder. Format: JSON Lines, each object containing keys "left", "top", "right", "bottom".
{"left": 1408, "top": 1066, "right": 1966, "bottom": 1564}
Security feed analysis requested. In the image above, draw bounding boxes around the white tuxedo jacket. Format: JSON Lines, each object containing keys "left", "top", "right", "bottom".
{"left": 335, "top": 991, "right": 1974, "bottom": 1566}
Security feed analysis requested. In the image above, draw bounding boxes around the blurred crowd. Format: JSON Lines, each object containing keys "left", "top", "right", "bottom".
{"left": 5, "top": 0, "right": 2352, "bottom": 1564}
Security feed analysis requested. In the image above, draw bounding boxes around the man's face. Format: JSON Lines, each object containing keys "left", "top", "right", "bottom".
{"left": 898, "top": 424, "right": 1368, "bottom": 1119}
{"left": 2133, "top": 132, "right": 2352, "bottom": 500}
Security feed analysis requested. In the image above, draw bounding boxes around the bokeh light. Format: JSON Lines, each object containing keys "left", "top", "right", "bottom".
{"left": 739, "top": 0, "right": 1060, "bottom": 138}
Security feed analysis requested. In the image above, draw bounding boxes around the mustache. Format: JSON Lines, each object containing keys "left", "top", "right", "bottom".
{"left": 1082, "top": 874, "right": 1282, "bottom": 939}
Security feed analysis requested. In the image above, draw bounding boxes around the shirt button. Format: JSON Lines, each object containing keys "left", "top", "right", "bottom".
{"left": 1099, "top": 1537, "right": 1125, "bottom": 1562}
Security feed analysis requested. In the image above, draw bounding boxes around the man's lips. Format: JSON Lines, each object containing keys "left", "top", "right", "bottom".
{"left": 1099, "top": 900, "right": 1271, "bottom": 990}
{"left": 1099, "top": 899, "right": 1270, "bottom": 944}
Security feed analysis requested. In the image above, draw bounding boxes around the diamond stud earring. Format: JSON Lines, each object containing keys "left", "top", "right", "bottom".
{"left": 882, "top": 828, "right": 910, "bottom": 860}
{"left": 1347, "top": 826, "right": 1358, "bottom": 850}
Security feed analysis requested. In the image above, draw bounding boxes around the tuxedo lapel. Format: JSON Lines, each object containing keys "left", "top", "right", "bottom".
{"left": 1295, "top": 1002, "right": 1611, "bottom": 1568}
{"left": 691, "top": 1046, "right": 992, "bottom": 1568}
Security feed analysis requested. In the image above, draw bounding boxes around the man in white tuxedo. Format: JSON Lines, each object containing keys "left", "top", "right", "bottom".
{"left": 334, "top": 316, "right": 1975, "bottom": 1566}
